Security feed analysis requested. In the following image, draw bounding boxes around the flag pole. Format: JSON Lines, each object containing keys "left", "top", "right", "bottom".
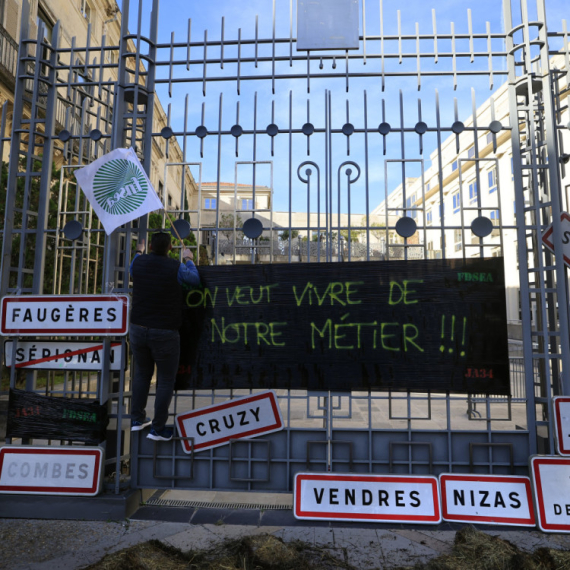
{"left": 165, "top": 210, "right": 184, "bottom": 244}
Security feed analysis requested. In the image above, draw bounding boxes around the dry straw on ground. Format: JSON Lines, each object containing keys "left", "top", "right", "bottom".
{"left": 85, "top": 527, "right": 570, "bottom": 570}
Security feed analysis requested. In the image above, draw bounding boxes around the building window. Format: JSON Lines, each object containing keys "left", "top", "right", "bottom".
{"left": 80, "top": 0, "right": 91, "bottom": 23}
{"left": 452, "top": 191, "right": 460, "bottom": 213}
{"left": 488, "top": 167, "right": 497, "bottom": 193}
{"left": 490, "top": 209, "right": 500, "bottom": 226}
{"left": 426, "top": 210, "right": 432, "bottom": 225}
{"left": 37, "top": 7, "right": 53, "bottom": 43}
{"left": 158, "top": 181, "right": 164, "bottom": 201}
{"left": 241, "top": 198, "right": 253, "bottom": 210}
{"left": 167, "top": 195, "right": 172, "bottom": 207}
{"left": 486, "top": 132, "right": 494, "bottom": 145}
{"left": 454, "top": 229, "right": 462, "bottom": 251}
{"left": 405, "top": 194, "right": 416, "bottom": 219}
{"left": 467, "top": 146, "right": 476, "bottom": 159}
{"left": 451, "top": 160, "right": 458, "bottom": 172}
{"left": 469, "top": 181, "right": 478, "bottom": 204}
{"left": 426, "top": 182, "right": 430, "bottom": 192}
{"left": 205, "top": 198, "right": 217, "bottom": 209}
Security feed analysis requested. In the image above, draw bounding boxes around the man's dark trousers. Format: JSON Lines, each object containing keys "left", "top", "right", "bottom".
{"left": 130, "top": 323, "right": 180, "bottom": 431}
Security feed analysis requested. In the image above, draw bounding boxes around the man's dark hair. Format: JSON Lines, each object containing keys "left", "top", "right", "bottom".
{"left": 151, "top": 232, "right": 172, "bottom": 255}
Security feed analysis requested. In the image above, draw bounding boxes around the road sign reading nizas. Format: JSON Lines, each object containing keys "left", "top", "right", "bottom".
{"left": 175, "top": 391, "right": 283, "bottom": 454}
{"left": 294, "top": 473, "right": 441, "bottom": 524}
{"left": 0, "top": 295, "right": 129, "bottom": 336}
{"left": 439, "top": 473, "right": 535, "bottom": 526}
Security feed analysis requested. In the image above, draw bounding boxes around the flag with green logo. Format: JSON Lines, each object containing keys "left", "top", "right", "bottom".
{"left": 74, "top": 147, "right": 163, "bottom": 235}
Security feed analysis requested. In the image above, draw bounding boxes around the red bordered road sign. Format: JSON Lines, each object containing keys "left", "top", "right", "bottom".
{"left": 530, "top": 455, "right": 570, "bottom": 532}
{"left": 0, "top": 295, "right": 129, "bottom": 336}
{"left": 175, "top": 390, "right": 283, "bottom": 454}
{"left": 553, "top": 397, "right": 570, "bottom": 456}
{"left": 294, "top": 473, "right": 441, "bottom": 524}
{"left": 4, "top": 340, "right": 125, "bottom": 370}
{"left": 541, "top": 212, "right": 570, "bottom": 267}
{"left": 0, "top": 446, "right": 103, "bottom": 496}
{"left": 439, "top": 473, "right": 535, "bottom": 526}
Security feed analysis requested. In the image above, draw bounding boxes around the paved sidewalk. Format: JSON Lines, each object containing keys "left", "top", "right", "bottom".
{"left": 2, "top": 509, "right": 570, "bottom": 570}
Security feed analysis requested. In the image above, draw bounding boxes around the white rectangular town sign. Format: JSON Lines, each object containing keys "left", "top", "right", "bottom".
{"left": 0, "top": 295, "right": 129, "bottom": 336}
{"left": 439, "top": 473, "right": 535, "bottom": 526}
{"left": 294, "top": 473, "right": 441, "bottom": 524}
{"left": 175, "top": 391, "right": 283, "bottom": 454}
{"left": 0, "top": 446, "right": 103, "bottom": 496}
{"left": 553, "top": 397, "right": 570, "bottom": 456}
{"left": 4, "top": 340, "right": 124, "bottom": 370}
{"left": 541, "top": 212, "right": 570, "bottom": 268}
{"left": 531, "top": 456, "right": 570, "bottom": 532}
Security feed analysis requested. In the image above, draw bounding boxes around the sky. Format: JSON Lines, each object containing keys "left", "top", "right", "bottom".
{"left": 125, "top": 0, "right": 568, "bottom": 216}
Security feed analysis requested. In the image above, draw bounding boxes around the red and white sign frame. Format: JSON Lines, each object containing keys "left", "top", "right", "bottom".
{"left": 294, "top": 472, "right": 441, "bottom": 524}
{"left": 4, "top": 340, "right": 125, "bottom": 370}
{"left": 439, "top": 473, "right": 535, "bottom": 526}
{"left": 0, "top": 446, "right": 103, "bottom": 496}
{"left": 531, "top": 455, "right": 570, "bottom": 532}
{"left": 175, "top": 390, "right": 283, "bottom": 454}
{"left": 541, "top": 212, "right": 570, "bottom": 268}
{"left": 553, "top": 397, "right": 570, "bottom": 456}
{"left": 0, "top": 295, "right": 129, "bottom": 336}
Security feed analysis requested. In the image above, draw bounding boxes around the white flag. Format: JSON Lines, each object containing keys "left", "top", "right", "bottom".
{"left": 74, "top": 147, "right": 163, "bottom": 235}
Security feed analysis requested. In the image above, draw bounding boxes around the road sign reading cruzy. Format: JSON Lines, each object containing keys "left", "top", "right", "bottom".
{"left": 530, "top": 456, "right": 570, "bottom": 532}
{"left": 4, "top": 340, "right": 124, "bottom": 370}
{"left": 0, "top": 446, "right": 103, "bottom": 496}
{"left": 553, "top": 397, "right": 570, "bottom": 456}
{"left": 541, "top": 212, "right": 570, "bottom": 268}
{"left": 0, "top": 295, "right": 129, "bottom": 336}
{"left": 178, "top": 257, "right": 510, "bottom": 394}
{"left": 175, "top": 391, "right": 283, "bottom": 454}
{"left": 439, "top": 473, "right": 535, "bottom": 526}
{"left": 294, "top": 473, "right": 441, "bottom": 524}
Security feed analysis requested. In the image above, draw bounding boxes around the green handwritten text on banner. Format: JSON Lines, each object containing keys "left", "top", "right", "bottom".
{"left": 177, "top": 258, "right": 509, "bottom": 394}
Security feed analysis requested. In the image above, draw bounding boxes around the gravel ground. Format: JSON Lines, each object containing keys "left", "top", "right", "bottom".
{"left": 4, "top": 516, "right": 570, "bottom": 570}
{"left": 0, "top": 519, "right": 159, "bottom": 570}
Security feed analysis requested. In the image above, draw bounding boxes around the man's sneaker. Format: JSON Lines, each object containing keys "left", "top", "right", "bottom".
{"left": 147, "top": 427, "right": 173, "bottom": 441}
{"left": 131, "top": 418, "right": 152, "bottom": 431}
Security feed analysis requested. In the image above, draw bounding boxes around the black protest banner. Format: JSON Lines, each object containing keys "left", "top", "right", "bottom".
{"left": 7, "top": 388, "right": 109, "bottom": 443}
{"left": 176, "top": 258, "right": 509, "bottom": 394}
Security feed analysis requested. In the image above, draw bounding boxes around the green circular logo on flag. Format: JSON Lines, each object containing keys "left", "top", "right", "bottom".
{"left": 93, "top": 159, "right": 148, "bottom": 215}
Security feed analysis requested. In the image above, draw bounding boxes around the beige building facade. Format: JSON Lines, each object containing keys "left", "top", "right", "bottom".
{"left": 372, "top": 53, "right": 570, "bottom": 330}
{"left": 0, "top": 0, "right": 196, "bottom": 214}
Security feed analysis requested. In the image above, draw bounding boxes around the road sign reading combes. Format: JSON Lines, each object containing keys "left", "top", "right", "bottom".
{"left": 0, "top": 295, "right": 129, "bottom": 336}
{"left": 0, "top": 446, "right": 103, "bottom": 496}
{"left": 294, "top": 473, "right": 441, "bottom": 524}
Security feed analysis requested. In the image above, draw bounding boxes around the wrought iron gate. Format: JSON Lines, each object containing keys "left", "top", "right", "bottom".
{"left": 1, "top": 0, "right": 569, "bottom": 494}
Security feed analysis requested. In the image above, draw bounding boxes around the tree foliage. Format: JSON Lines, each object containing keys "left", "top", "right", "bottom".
{"left": 219, "top": 212, "right": 244, "bottom": 240}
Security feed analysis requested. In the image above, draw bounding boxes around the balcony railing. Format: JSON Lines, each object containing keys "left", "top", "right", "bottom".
{"left": 0, "top": 22, "right": 18, "bottom": 87}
